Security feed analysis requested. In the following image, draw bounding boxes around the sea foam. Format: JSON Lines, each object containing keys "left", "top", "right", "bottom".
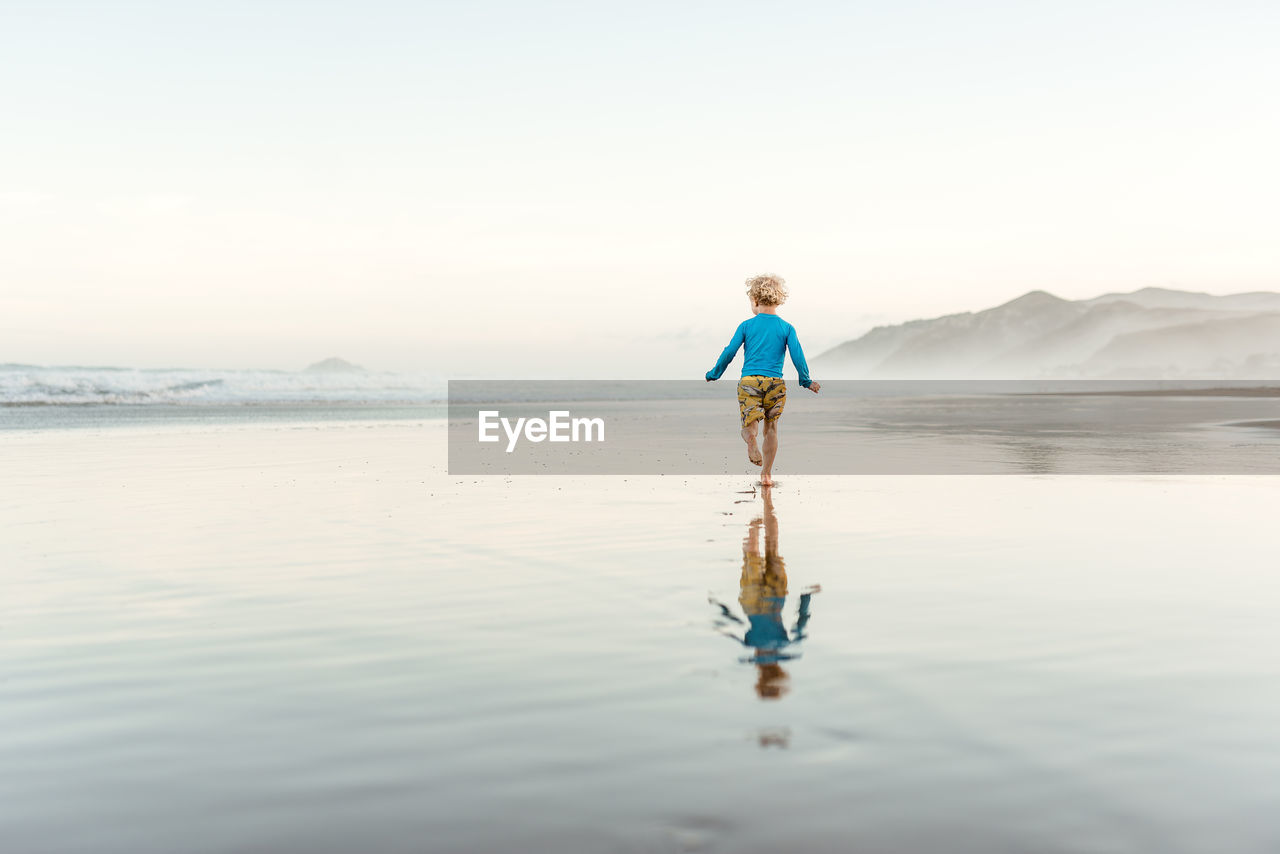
{"left": 0, "top": 365, "right": 445, "bottom": 405}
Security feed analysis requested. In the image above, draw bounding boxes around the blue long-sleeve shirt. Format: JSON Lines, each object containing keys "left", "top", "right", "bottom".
{"left": 705, "top": 313, "right": 812, "bottom": 388}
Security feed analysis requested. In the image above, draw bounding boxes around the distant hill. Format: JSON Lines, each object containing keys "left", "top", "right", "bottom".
{"left": 303, "top": 357, "right": 365, "bottom": 373}
{"left": 816, "top": 288, "right": 1280, "bottom": 379}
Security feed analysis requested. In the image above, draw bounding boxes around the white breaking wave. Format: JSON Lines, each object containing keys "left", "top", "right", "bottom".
{"left": 0, "top": 364, "right": 446, "bottom": 405}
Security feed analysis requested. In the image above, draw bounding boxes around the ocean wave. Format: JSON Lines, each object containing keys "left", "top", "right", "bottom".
{"left": 0, "top": 366, "right": 446, "bottom": 405}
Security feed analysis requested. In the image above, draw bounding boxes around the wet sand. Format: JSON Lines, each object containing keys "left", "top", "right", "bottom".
{"left": 1227, "top": 419, "right": 1280, "bottom": 430}
{"left": 1043, "top": 386, "right": 1280, "bottom": 397}
{"left": 4, "top": 418, "right": 1280, "bottom": 852}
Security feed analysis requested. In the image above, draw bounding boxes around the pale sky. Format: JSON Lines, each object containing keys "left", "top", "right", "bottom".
{"left": 3, "top": 1, "right": 1278, "bottom": 377}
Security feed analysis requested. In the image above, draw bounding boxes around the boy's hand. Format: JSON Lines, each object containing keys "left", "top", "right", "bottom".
{"left": 808, "top": 380, "right": 821, "bottom": 393}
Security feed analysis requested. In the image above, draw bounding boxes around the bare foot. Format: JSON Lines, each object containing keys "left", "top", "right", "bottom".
{"left": 746, "top": 440, "right": 763, "bottom": 466}
{"left": 760, "top": 472, "right": 774, "bottom": 487}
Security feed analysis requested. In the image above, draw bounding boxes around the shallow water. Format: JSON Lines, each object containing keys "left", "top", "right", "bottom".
{"left": 3, "top": 416, "right": 1280, "bottom": 852}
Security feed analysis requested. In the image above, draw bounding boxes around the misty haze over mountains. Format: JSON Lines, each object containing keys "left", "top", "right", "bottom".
{"left": 816, "top": 288, "right": 1280, "bottom": 379}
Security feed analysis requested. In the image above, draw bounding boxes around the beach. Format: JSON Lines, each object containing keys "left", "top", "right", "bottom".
{"left": 12, "top": 0, "right": 1280, "bottom": 848}
{"left": 4, "top": 412, "right": 1280, "bottom": 852}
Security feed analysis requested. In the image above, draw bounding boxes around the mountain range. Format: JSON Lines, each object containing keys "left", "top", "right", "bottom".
{"left": 815, "top": 288, "right": 1280, "bottom": 379}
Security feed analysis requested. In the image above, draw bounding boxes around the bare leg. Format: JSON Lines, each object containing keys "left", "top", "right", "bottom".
{"left": 760, "top": 419, "right": 779, "bottom": 485}
{"left": 741, "top": 421, "right": 763, "bottom": 465}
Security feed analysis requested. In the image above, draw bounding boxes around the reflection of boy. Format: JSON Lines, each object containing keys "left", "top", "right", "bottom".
{"left": 739, "top": 548, "right": 815, "bottom": 667}
{"left": 712, "top": 491, "right": 819, "bottom": 700}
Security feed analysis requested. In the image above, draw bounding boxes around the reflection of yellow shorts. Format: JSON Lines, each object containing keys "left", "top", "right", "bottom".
{"left": 739, "top": 551, "right": 788, "bottom": 614}
{"left": 737, "top": 376, "right": 786, "bottom": 426}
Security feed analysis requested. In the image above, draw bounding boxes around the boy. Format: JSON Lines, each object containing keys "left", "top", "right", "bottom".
{"left": 705, "top": 274, "right": 820, "bottom": 486}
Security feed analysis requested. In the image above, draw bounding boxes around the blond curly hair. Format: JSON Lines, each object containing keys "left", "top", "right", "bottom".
{"left": 745, "top": 274, "right": 788, "bottom": 307}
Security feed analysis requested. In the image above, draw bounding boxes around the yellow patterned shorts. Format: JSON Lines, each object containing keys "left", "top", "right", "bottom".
{"left": 737, "top": 376, "right": 786, "bottom": 426}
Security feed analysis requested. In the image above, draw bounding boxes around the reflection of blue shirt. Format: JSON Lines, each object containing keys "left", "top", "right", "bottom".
{"left": 745, "top": 609, "right": 789, "bottom": 650}
{"left": 706, "top": 314, "right": 812, "bottom": 388}
{"left": 737, "top": 592, "right": 814, "bottom": 665}
{"left": 745, "top": 611, "right": 795, "bottom": 664}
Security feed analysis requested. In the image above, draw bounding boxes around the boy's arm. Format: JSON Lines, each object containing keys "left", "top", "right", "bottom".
{"left": 705, "top": 322, "right": 746, "bottom": 381}
{"left": 786, "top": 325, "right": 814, "bottom": 389}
